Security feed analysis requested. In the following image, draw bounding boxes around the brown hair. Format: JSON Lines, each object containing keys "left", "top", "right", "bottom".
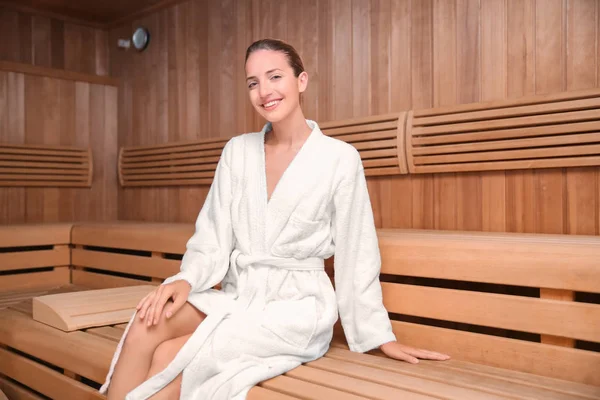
{"left": 245, "top": 39, "right": 305, "bottom": 77}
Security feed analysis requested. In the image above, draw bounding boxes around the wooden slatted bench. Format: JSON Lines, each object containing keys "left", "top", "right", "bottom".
{"left": 0, "top": 223, "right": 599, "bottom": 399}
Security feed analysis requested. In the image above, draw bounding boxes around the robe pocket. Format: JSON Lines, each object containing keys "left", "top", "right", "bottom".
{"left": 261, "top": 296, "right": 318, "bottom": 350}
{"left": 271, "top": 215, "right": 329, "bottom": 259}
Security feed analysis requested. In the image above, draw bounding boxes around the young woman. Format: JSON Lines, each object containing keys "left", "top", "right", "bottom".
{"left": 101, "top": 39, "right": 450, "bottom": 400}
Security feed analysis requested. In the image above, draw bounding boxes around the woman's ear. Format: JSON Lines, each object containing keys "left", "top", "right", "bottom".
{"left": 298, "top": 71, "right": 309, "bottom": 93}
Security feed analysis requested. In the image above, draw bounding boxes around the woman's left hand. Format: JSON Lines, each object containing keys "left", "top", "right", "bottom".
{"left": 379, "top": 341, "right": 450, "bottom": 364}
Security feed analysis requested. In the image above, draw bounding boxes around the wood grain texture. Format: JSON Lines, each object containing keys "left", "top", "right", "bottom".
{"left": 106, "top": 0, "right": 599, "bottom": 235}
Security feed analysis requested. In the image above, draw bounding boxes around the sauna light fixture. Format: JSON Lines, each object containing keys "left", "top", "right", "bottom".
{"left": 117, "top": 27, "right": 150, "bottom": 52}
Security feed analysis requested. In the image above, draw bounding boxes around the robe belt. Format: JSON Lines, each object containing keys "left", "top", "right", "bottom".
{"left": 230, "top": 249, "right": 325, "bottom": 271}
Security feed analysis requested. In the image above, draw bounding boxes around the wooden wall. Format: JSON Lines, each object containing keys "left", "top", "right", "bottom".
{"left": 107, "top": 0, "right": 597, "bottom": 235}
{"left": 0, "top": 7, "right": 118, "bottom": 224}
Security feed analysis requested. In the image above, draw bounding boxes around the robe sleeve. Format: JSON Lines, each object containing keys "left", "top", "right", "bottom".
{"left": 332, "top": 152, "right": 396, "bottom": 353}
{"left": 162, "top": 139, "right": 235, "bottom": 293}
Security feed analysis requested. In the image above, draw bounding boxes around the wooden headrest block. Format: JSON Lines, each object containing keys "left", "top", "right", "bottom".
{"left": 32, "top": 285, "right": 155, "bottom": 332}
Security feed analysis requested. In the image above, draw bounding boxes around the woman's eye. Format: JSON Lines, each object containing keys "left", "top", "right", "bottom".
{"left": 248, "top": 82, "right": 257, "bottom": 89}
{"left": 271, "top": 75, "right": 281, "bottom": 80}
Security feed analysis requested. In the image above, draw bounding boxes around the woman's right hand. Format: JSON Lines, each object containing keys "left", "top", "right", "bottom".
{"left": 136, "top": 280, "right": 191, "bottom": 326}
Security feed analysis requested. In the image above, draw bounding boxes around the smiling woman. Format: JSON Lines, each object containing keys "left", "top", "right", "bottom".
{"left": 101, "top": 38, "right": 449, "bottom": 400}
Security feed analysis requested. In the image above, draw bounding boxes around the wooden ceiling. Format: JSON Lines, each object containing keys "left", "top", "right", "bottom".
{"left": 0, "top": 0, "right": 181, "bottom": 27}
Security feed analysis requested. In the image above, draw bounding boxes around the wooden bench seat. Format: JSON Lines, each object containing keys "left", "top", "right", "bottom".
{"left": 0, "top": 222, "right": 599, "bottom": 399}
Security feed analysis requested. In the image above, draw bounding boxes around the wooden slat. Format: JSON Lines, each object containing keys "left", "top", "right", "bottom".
{"left": 0, "top": 61, "right": 119, "bottom": 87}
{"left": 121, "top": 150, "right": 221, "bottom": 164}
{"left": 0, "top": 167, "right": 88, "bottom": 175}
{"left": 121, "top": 158, "right": 218, "bottom": 169}
{"left": 247, "top": 386, "right": 301, "bottom": 400}
{"left": 0, "top": 247, "right": 70, "bottom": 272}
{"left": 124, "top": 171, "right": 215, "bottom": 181}
{"left": 413, "top": 87, "right": 600, "bottom": 117}
{"left": 413, "top": 108, "right": 600, "bottom": 136}
{"left": 322, "top": 121, "right": 399, "bottom": 136}
{"left": 260, "top": 375, "right": 368, "bottom": 400}
{"left": 0, "top": 377, "right": 44, "bottom": 400}
{"left": 0, "top": 268, "right": 70, "bottom": 291}
{"left": 0, "top": 347, "right": 104, "bottom": 400}
{"left": 386, "top": 321, "right": 600, "bottom": 387}
{"left": 286, "top": 365, "right": 437, "bottom": 400}
{"left": 0, "top": 146, "right": 87, "bottom": 157}
{"left": 412, "top": 132, "right": 600, "bottom": 155}
{"left": 318, "top": 112, "right": 402, "bottom": 129}
{"left": 412, "top": 155, "right": 600, "bottom": 173}
{"left": 415, "top": 96, "right": 600, "bottom": 125}
{"left": 72, "top": 248, "right": 180, "bottom": 279}
{"left": 378, "top": 230, "right": 600, "bottom": 292}
{"left": 71, "top": 270, "right": 158, "bottom": 289}
{"left": 121, "top": 178, "right": 214, "bottom": 187}
{"left": 382, "top": 283, "right": 600, "bottom": 342}
{"left": 0, "top": 309, "right": 116, "bottom": 383}
{"left": 414, "top": 144, "right": 600, "bottom": 165}
{"left": 412, "top": 121, "right": 600, "bottom": 145}
{"left": 71, "top": 222, "right": 192, "bottom": 254}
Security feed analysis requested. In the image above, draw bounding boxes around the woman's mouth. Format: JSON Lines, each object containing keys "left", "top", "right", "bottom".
{"left": 262, "top": 99, "right": 281, "bottom": 111}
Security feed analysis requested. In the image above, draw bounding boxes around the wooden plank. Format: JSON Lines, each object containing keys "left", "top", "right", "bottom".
{"left": 0, "top": 377, "right": 44, "bottom": 400}
{"left": 412, "top": 156, "right": 600, "bottom": 174}
{"left": 413, "top": 120, "right": 600, "bottom": 146}
{"left": 71, "top": 222, "right": 192, "bottom": 254}
{"left": 0, "top": 223, "right": 72, "bottom": 247}
{"left": 414, "top": 144, "right": 600, "bottom": 165}
{"left": 122, "top": 151, "right": 221, "bottom": 164}
{"left": 0, "top": 247, "right": 69, "bottom": 272}
{"left": 539, "top": 288, "right": 575, "bottom": 347}
{"left": 0, "top": 268, "right": 69, "bottom": 291}
{"left": 261, "top": 375, "right": 368, "bottom": 400}
{"left": 324, "top": 347, "right": 600, "bottom": 400}
{"left": 0, "top": 60, "right": 118, "bottom": 86}
{"left": 72, "top": 248, "right": 180, "bottom": 279}
{"left": 85, "top": 326, "right": 125, "bottom": 342}
{"left": 415, "top": 96, "right": 600, "bottom": 125}
{"left": 413, "top": 87, "right": 600, "bottom": 117}
{"left": 377, "top": 230, "right": 600, "bottom": 292}
{"left": 0, "top": 309, "right": 116, "bottom": 383}
{"left": 0, "top": 347, "right": 104, "bottom": 400}
{"left": 387, "top": 321, "right": 600, "bottom": 386}
{"left": 122, "top": 178, "right": 214, "bottom": 187}
{"left": 382, "top": 282, "right": 600, "bottom": 342}
{"left": 247, "top": 386, "right": 301, "bottom": 400}
{"left": 286, "top": 365, "right": 437, "bottom": 400}
{"left": 413, "top": 132, "right": 600, "bottom": 155}
{"left": 413, "top": 108, "right": 600, "bottom": 136}
{"left": 71, "top": 270, "right": 158, "bottom": 289}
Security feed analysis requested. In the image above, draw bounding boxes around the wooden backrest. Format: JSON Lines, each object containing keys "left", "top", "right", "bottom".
{"left": 0, "top": 224, "right": 72, "bottom": 291}
{"left": 118, "top": 138, "right": 229, "bottom": 187}
{"left": 406, "top": 88, "right": 600, "bottom": 173}
{"left": 319, "top": 113, "right": 408, "bottom": 176}
{"left": 0, "top": 143, "right": 92, "bottom": 187}
{"left": 377, "top": 229, "right": 600, "bottom": 386}
{"left": 70, "top": 222, "right": 192, "bottom": 288}
{"left": 118, "top": 113, "right": 409, "bottom": 187}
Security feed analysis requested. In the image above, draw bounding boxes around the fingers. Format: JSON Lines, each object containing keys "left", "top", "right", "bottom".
{"left": 405, "top": 348, "right": 450, "bottom": 361}
{"left": 151, "top": 286, "right": 173, "bottom": 326}
{"left": 138, "top": 291, "right": 156, "bottom": 320}
{"left": 164, "top": 290, "right": 187, "bottom": 319}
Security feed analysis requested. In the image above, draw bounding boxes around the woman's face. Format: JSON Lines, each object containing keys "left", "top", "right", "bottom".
{"left": 245, "top": 49, "right": 307, "bottom": 123}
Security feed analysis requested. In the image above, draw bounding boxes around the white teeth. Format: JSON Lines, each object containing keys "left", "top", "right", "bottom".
{"left": 264, "top": 100, "right": 280, "bottom": 108}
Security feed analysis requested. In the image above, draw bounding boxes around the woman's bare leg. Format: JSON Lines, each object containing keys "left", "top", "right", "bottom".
{"left": 147, "top": 334, "right": 193, "bottom": 400}
{"left": 107, "top": 302, "right": 205, "bottom": 400}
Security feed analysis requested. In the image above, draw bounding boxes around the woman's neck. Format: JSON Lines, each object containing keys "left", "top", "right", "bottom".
{"left": 268, "top": 108, "right": 312, "bottom": 148}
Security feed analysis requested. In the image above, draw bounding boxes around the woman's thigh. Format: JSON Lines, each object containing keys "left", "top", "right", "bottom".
{"left": 127, "top": 301, "right": 206, "bottom": 345}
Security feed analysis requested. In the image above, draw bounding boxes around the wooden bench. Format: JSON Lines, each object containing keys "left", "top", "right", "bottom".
{"left": 0, "top": 223, "right": 599, "bottom": 399}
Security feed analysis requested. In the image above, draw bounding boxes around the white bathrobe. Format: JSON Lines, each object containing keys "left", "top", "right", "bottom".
{"left": 99, "top": 120, "right": 396, "bottom": 399}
